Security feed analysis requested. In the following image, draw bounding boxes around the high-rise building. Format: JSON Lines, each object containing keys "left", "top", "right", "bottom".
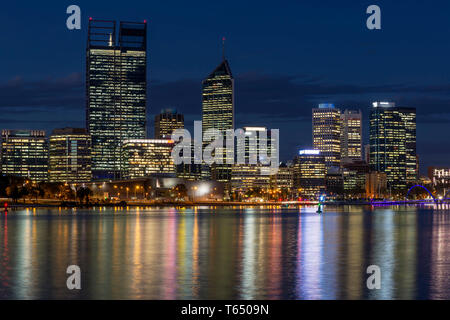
{"left": 86, "top": 19, "right": 147, "bottom": 180}
{"left": 201, "top": 57, "right": 234, "bottom": 182}
{"left": 1, "top": 130, "right": 48, "bottom": 182}
{"left": 49, "top": 128, "right": 92, "bottom": 183}
{"left": 312, "top": 104, "right": 341, "bottom": 170}
{"left": 154, "top": 109, "right": 184, "bottom": 139}
{"left": 293, "top": 149, "right": 326, "bottom": 199}
{"left": 231, "top": 127, "right": 276, "bottom": 193}
{"left": 369, "top": 102, "right": 416, "bottom": 190}
{"left": 340, "top": 109, "right": 363, "bottom": 163}
{"left": 121, "top": 139, "right": 175, "bottom": 179}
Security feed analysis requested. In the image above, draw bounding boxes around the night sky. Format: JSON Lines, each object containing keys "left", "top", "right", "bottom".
{"left": 1, "top": 0, "right": 450, "bottom": 173}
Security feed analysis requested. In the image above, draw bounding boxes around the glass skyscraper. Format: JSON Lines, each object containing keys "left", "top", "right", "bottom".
{"left": 369, "top": 102, "right": 416, "bottom": 190}
{"left": 201, "top": 58, "right": 234, "bottom": 182}
{"left": 86, "top": 19, "right": 147, "bottom": 180}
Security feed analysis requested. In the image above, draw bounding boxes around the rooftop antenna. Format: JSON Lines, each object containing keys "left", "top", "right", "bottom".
{"left": 222, "top": 36, "right": 226, "bottom": 61}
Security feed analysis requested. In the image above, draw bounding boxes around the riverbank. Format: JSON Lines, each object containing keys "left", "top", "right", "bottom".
{"left": 0, "top": 198, "right": 439, "bottom": 208}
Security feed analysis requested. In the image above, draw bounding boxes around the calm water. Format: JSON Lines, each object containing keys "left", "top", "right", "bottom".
{"left": 0, "top": 205, "right": 450, "bottom": 300}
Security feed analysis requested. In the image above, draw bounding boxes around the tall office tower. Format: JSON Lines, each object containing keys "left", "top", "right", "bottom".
{"left": 340, "top": 109, "right": 362, "bottom": 163}
{"left": 86, "top": 19, "right": 147, "bottom": 180}
{"left": 49, "top": 128, "right": 92, "bottom": 183}
{"left": 293, "top": 149, "right": 326, "bottom": 199}
{"left": 154, "top": 109, "right": 184, "bottom": 139}
{"left": 1, "top": 130, "right": 48, "bottom": 182}
{"left": 231, "top": 127, "right": 277, "bottom": 193}
{"left": 402, "top": 109, "right": 417, "bottom": 184}
{"left": 201, "top": 56, "right": 234, "bottom": 182}
{"left": 312, "top": 103, "right": 341, "bottom": 170}
{"left": 121, "top": 139, "right": 175, "bottom": 179}
{"left": 369, "top": 102, "right": 417, "bottom": 190}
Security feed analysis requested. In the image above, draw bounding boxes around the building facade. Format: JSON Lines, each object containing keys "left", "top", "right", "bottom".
{"left": 312, "top": 103, "right": 341, "bottom": 170}
{"left": 1, "top": 130, "right": 48, "bottom": 182}
{"left": 369, "top": 102, "right": 416, "bottom": 190}
{"left": 86, "top": 20, "right": 147, "bottom": 180}
{"left": 341, "top": 109, "right": 363, "bottom": 163}
{"left": 49, "top": 128, "right": 92, "bottom": 183}
{"left": 154, "top": 109, "right": 184, "bottom": 139}
{"left": 231, "top": 127, "right": 277, "bottom": 193}
{"left": 428, "top": 167, "right": 450, "bottom": 188}
{"left": 366, "top": 171, "right": 387, "bottom": 199}
{"left": 293, "top": 150, "right": 326, "bottom": 199}
{"left": 201, "top": 58, "right": 234, "bottom": 182}
{"left": 121, "top": 139, "right": 175, "bottom": 179}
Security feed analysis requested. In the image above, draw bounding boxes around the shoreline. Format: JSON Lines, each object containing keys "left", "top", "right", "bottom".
{"left": 0, "top": 199, "right": 440, "bottom": 209}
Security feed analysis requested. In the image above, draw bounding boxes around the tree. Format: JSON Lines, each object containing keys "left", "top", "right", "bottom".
{"left": 76, "top": 187, "right": 93, "bottom": 204}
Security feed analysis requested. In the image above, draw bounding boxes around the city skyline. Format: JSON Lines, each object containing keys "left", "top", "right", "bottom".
{"left": 2, "top": 1, "right": 450, "bottom": 172}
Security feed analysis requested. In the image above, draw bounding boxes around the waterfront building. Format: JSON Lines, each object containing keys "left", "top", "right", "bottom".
{"left": 201, "top": 55, "right": 234, "bottom": 182}
{"left": 49, "top": 128, "right": 92, "bottom": 183}
{"left": 340, "top": 109, "right": 363, "bottom": 163}
{"left": 231, "top": 165, "right": 271, "bottom": 194}
{"left": 293, "top": 149, "right": 326, "bottom": 199}
{"left": 369, "top": 102, "right": 416, "bottom": 190}
{"left": 428, "top": 167, "right": 450, "bottom": 188}
{"left": 121, "top": 139, "right": 175, "bottom": 179}
{"left": 231, "top": 127, "right": 277, "bottom": 194}
{"left": 154, "top": 109, "right": 184, "bottom": 139}
{"left": 365, "top": 171, "right": 387, "bottom": 199}
{"left": 325, "top": 167, "right": 343, "bottom": 198}
{"left": 1, "top": 130, "right": 48, "bottom": 182}
{"left": 86, "top": 19, "right": 147, "bottom": 180}
{"left": 342, "top": 160, "right": 370, "bottom": 196}
{"left": 270, "top": 163, "right": 293, "bottom": 190}
{"left": 312, "top": 103, "right": 341, "bottom": 170}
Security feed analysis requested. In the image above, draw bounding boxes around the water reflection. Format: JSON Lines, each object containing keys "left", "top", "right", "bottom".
{"left": 0, "top": 206, "right": 449, "bottom": 299}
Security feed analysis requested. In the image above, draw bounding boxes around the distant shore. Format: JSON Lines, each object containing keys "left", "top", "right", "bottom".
{"left": 0, "top": 198, "right": 439, "bottom": 209}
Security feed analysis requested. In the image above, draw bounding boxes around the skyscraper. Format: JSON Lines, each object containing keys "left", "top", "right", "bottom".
{"left": 340, "top": 109, "right": 362, "bottom": 163}
{"left": 154, "top": 109, "right": 184, "bottom": 139}
{"left": 312, "top": 103, "right": 341, "bottom": 170}
{"left": 231, "top": 127, "right": 276, "bottom": 193}
{"left": 49, "top": 128, "right": 92, "bottom": 183}
{"left": 369, "top": 102, "right": 417, "bottom": 190}
{"left": 293, "top": 149, "right": 326, "bottom": 199}
{"left": 86, "top": 19, "right": 147, "bottom": 180}
{"left": 1, "top": 130, "right": 48, "bottom": 182}
{"left": 201, "top": 56, "right": 234, "bottom": 182}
